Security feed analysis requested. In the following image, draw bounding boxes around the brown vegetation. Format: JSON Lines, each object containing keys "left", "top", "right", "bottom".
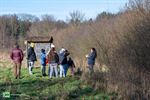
{"left": 0, "top": 0, "right": 150, "bottom": 99}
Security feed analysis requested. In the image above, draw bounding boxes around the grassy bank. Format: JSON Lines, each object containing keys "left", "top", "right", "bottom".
{"left": 0, "top": 66, "right": 112, "bottom": 100}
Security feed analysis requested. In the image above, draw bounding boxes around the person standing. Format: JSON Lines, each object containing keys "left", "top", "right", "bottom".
{"left": 67, "top": 57, "right": 75, "bottom": 76}
{"left": 27, "top": 43, "right": 37, "bottom": 75}
{"left": 63, "top": 50, "right": 70, "bottom": 76}
{"left": 59, "top": 48, "right": 70, "bottom": 77}
{"left": 40, "top": 49, "right": 46, "bottom": 76}
{"left": 47, "top": 47, "right": 59, "bottom": 78}
{"left": 86, "top": 48, "right": 97, "bottom": 73}
{"left": 10, "top": 44, "right": 24, "bottom": 79}
{"left": 47, "top": 44, "right": 55, "bottom": 75}
{"left": 58, "top": 48, "right": 66, "bottom": 77}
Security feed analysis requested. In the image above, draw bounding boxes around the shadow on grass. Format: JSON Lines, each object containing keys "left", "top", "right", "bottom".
{"left": 36, "top": 84, "right": 94, "bottom": 100}
{"left": 68, "top": 86, "right": 93, "bottom": 99}
{"left": 0, "top": 77, "right": 80, "bottom": 99}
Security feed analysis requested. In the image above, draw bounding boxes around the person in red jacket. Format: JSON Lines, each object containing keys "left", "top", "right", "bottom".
{"left": 10, "top": 44, "right": 24, "bottom": 79}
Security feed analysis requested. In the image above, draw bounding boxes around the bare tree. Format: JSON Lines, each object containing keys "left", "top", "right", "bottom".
{"left": 68, "top": 10, "right": 85, "bottom": 25}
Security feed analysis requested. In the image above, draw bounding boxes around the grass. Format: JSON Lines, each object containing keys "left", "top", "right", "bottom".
{"left": 0, "top": 65, "right": 111, "bottom": 100}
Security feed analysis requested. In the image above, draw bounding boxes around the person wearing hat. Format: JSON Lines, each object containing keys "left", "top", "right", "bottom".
{"left": 47, "top": 47, "right": 59, "bottom": 78}
{"left": 58, "top": 48, "right": 66, "bottom": 77}
{"left": 58, "top": 48, "right": 70, "bottom": 77}
{"left": 46, "top": 43, "right": 55, "bottom": 55}
{"left": 10, "top": 44, "right": 24, "bottom": 79}
{"left": 27, "top": 43, "right": 37, "bottom": 75}
{"left": 47, "top": 43, "right": 55, "bottom": 75}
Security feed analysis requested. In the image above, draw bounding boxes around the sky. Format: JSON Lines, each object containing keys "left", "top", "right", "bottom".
{"left": 0, "top": 0, "right": 128, "bottom": 20}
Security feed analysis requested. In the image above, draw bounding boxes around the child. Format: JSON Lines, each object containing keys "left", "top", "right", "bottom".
{"left": 40, "top": 49, "right": 46, "bottom": 76}
{"left": 67, "top": 57, "right": 75, "bottom": 76}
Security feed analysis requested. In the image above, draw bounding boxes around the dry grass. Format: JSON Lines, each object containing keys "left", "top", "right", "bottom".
{"left": 0, "top": 51, "right": 27, "bottom": 68}
{"left": 0, "top": 0, "right": 150, "bottom": 99}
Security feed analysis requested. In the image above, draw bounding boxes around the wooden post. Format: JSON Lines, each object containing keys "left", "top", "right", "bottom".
{"left": 26, "top": 41, "right": 28, "bottom": 68}
{"left": 50, "top": 36, "right": 53, "bottom": 48}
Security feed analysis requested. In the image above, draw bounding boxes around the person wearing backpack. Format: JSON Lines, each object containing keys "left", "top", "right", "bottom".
{"left": 47, "top": 47, "right": 59, "bottom": 78}
{"left": 10, "top": 44, "right": 24, "bottom": 79}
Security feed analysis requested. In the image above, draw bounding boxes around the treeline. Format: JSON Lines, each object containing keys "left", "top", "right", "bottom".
{"left": 0, "top": 10, "right": 116, "bottom": 48}
{"left": 0, "top": 0, "right": 150, "bottom": 99}
{"left": 0, "top": 14, "right": 67, "bottom": 48}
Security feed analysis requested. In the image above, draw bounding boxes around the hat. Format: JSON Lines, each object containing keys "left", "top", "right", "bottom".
{"left": 59, "top": 48, "right": 65, "bottom": 53}
{"left": 51, "top": 44, "right": 55, "bottom": 48}
{"left": 30, "top": 43, "right": 35, "bottom": 48}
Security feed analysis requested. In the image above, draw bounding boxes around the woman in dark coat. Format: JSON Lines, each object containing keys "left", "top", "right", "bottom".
{"left": 27, "top": 43, "right": 37, "bottom": 75}
{"left": 86, "top": 48, "right": 97, "bottom": 73}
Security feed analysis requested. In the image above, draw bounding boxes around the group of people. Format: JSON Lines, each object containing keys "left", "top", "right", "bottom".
{"left": 27, "top": 43, "right": 75, "bottom": 78}
{"left": 10, "top": 43, "right": 97, "bottom": 79}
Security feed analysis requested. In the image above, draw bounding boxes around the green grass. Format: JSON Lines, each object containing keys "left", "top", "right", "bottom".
{"left": 0, "top": 66, "right": 111, "bottom": 100}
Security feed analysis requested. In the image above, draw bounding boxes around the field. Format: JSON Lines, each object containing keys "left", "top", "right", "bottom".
{"left": 0, "top": 63, "right": 113, "bottom": 100}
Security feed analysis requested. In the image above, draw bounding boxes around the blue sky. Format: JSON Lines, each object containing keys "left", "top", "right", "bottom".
{"left": 0, "top": 0, "right": 128, "bottom": 20}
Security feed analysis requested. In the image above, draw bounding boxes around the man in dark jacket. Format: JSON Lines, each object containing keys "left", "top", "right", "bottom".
{"left": 27, "top": 43, "right": 37, "bottom": 75}
{"left": 10, "top": 44, "right": 24, "bottom": 79}
{"left": 59, "top": 48, "right": 70, "bottom": 77}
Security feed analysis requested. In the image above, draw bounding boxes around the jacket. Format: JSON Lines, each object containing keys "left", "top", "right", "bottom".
{"left": 47, "top": 51, "right": 59, "bottom": 64}
{"left": 40, "top": 52, "right": 46, "bottom": 66}
{"left": 59, "top": 52, "right": 65, "bottom": 64}
{"left": 67, "top": 59, "right": 75, "bottom": 68}
{"left": 87, "top": 52, "right": 96, "bottom": 65}
{"left": 10, "top": 48, "right": 24, "bottom": 63}
{"left": 59, "top": 52, "right": 70, "bottom": 65}
{"left": 27, "top": 47, "right": 37, "bottom": 62}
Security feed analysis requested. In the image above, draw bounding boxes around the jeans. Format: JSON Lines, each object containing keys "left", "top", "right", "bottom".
{"left": 59, "top": 64, "right": 65, "bottom": 77}
{"left": 48, "top": 66, "right": 50, "bottom": 76}
{"left": 63, "top": 64, "right": 68, "bottom": 77}
{"left": 49, "top": 63, "right": 58, "bottom": 78}
{"left": 29, "top": 61, "right": 34, "bottom": 75}
{"left": 88, "top": 65, "right": 94, "bottom": 73}
{"left": 41, "top": 65, "right": 46, "bottom": 75}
